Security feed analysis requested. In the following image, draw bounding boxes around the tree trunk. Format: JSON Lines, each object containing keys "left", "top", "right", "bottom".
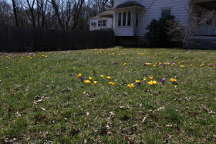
{"left": 11, "top": 0, "right": 19, "bottom": 27}
{"left": 51, "top": 0, "right": 65, "bottom": 31}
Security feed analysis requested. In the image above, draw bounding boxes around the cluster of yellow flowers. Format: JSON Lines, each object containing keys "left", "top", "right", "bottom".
{"left": 169, "top": 78, "right": 177, "bottom": 83}
{"left": 75, "top": 73, "right": 178, "bottom": 88}
{"left": 39, "top": 54, "right": 48, "bottom": 58}
{"left": 91, "top": 48, "right": 129, "bottom": 56}
{"left": 76, "top": 73, "right": 82, "bottom": 78}
{"left": 147, "top": 80, "right": 157, "bottom": 85}
{"left": 7, "top": 54, "right": 49, "bottom": 60}
{"left": 143, "top": 62, "right": 184, "bottom": 67}
{"left": 76, "top": 73, "right": 116, "bottom": 86}
{"left": 143, "top": 62, "right": 216, "bottom": 68}
{"left": 19, "top": 54, "right": 48, "bottom": 60}
{"left": 127, "top": 83, "right": 135, "bottom": 88}
{"left": 24, "top": 54, "right": 48, "bottom": 59}
{"left": 108, "top": 81, "right": 117, "bottom": 86}
{"left": 26, "top": 56, "right": 33, "bottom": 59}
{"left": 127, "top": 76, "right": 157, "bottom": 88}
{"left": 137, "top": 53, "right": 145, "bottom": 56}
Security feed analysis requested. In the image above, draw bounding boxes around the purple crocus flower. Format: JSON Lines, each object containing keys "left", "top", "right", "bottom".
{"left": 160, "top": 78, "right": 166, "bottom": 84}
{"left": 208, "top": 64, "right": 216, "bottom": 67}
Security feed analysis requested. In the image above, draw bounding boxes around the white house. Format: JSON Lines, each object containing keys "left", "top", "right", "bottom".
{"left": 115, "top": 0, "right": 216, "bottom": 37}
{"left": 90, "top": 0, "right": 216, "bottom": 39}
{"left": 89, "top": 10, "right": 114, "bottom": 31}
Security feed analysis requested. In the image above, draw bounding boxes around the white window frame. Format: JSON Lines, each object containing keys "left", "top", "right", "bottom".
{"left": 118, "top": 10, "right": 132, "bottom": 27}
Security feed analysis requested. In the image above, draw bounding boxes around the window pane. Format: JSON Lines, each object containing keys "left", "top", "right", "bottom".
{"left": 118, "top": 13, "right": 122, "bottom": 26}
{"left": 123, "top": 12, "right": 126, "bottom": 26}
{"left": 98, "top": 20, "right": 101, "bottom": 27}
{"left": 102, "top": 20, "right": 106, "bottom": 26}
{"left": 128, "top": 11, "right": 131, "bottom": 26}
{"left": 136, "top": 13, "right": 138, "bottom": 27}
{"left": 91, "top": 22, "right": 96, "bottom": 27}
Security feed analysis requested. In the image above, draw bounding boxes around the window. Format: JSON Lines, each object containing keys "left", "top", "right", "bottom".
{"left": 102, "top": 20, "right": 107, "bottom": 26}
{"left": 98, "top": 20, "right": 106, "bottom": 27}
{"left": 161, "top": 8, "right": 171, "bottom": 18}
{"left": 118, "top": 12, "right": 122, "bottom": 26}
{"left": 91, "top": 22, "right": 96, "bottom": 27}
{"left": 127, "top": 11, "right": 131, "bottom": 26}
{"left": 136, "top": 12, "right": 139, "bottom": 27}
{"left": 123, "top": 12, "right": 126, "bottom": 26}
{"left": 118, "top": 11, "right": 132, "bottom": 27}
{"left": 98, "top": 20, "right": 101, "bottom": 27}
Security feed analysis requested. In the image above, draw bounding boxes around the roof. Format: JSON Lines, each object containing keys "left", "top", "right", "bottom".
{"left": 91, "top": 10, "right": 114, "bottom": 19}
{"left": 115, "top": 1, "right": 144, "bottom": 9}
{"left": 98, "top": 10, "right": 114, "bottom": 17}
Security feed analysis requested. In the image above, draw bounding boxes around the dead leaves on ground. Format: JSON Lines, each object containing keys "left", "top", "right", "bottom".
{"left": 32, "top": 96, "right": 49, "bottom": 105}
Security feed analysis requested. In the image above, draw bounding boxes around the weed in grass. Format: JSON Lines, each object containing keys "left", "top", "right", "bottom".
{"left": 5, "top": 118, "right": 28, "bottom": 138}
{"left": 144, "top": 133, "right": 162, "bottom": 144}
{"left": 161, "top": 106, "right": 183, "bottom": 124}
{"left": 115, "top": 109, "right": 133, "bottom": 121}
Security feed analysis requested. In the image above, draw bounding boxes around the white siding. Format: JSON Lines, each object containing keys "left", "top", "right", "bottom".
{"left": 89, "top": 18, "right": 113, "bottom": 31}
{"left": 114, "top": 0, "right": 191, "bottom": 36}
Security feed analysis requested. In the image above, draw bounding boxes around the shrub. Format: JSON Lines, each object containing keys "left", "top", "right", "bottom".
{"left": 146, "top": 16, "right": 183, "bottom": 48}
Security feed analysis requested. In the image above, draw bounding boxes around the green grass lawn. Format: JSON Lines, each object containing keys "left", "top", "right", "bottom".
{"left": 0, "top": 48, "right": 216, "bottom": 143}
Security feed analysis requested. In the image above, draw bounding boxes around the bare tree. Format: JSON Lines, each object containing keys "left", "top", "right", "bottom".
{"left": 11, "top": 0, "right": 19, "bottom": 27}
{"left": 50, "top": 0, "right": 85, "bottom": 31}
{"left": 26, "top": 0, "right": 36, "bottom": 28}
{"left": 4, "top": 0, "right": 107, "bottom": 30}
{"left": 24, "top": 0, "right": 49, "bottom": 29}
{"left": 71, "top": 0, "right": 85, "bottom": 30}
{"left": 91, "top": 0, "right": 113, "bottom": 13}
{"left": 0, "top": 0, "right": 12, "bottom": 25}
{"left": 36, "top": 0, "right": 49, "bottom": 28}
{"left": 51, "top": 0, "right": 65, "bottom": 30}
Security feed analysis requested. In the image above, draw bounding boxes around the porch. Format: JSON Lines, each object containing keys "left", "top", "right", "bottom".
{"left": 113, "top": 1, "right": 144, "bottom": 36}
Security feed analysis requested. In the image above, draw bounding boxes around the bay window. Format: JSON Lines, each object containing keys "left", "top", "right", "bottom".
{"left": 128, "top": 11, "right": 131, "bottom": 26}
{"left": 118, "top": 11, "right": 131, "bottom": 27}
{"left": 123, "top": 12, "right": 127, "bottom": 26}
{"left": 118, "top": 13, "right": 122, "bottom": 26}
{"left": 136, "top": 12, "right": 138, "bottom": 27}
